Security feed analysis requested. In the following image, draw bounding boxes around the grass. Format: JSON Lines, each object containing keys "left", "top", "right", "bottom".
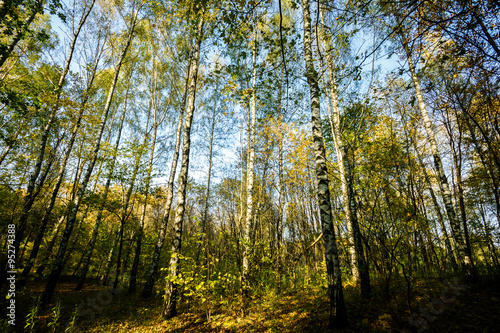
{"left": 2, "top": 274, "right": 500, "bottom": 332}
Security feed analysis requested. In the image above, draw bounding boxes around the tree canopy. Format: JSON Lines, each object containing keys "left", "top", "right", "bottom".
{"left": 0, "top": 0, "right": 499, "bottom": 331}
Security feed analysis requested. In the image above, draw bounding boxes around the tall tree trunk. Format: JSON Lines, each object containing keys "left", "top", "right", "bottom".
{"left": 301, "top": 0, "right": 347, "bottom": 327}
{"left": 0, "top": 0, "right": 95, "bottom": 288}
{"left": 72, "top": 241, "right": 88, "bottom": 277}
{"left": 121, "top": 230, "right": 136, "bottom": 275}
{"left": 195, "top": 68, "right": 219, "bottom": 263}
{"left": 75, "top": 69, "right": 134, "bottom": 291}
{"left": 113, "top": 167, "right": 144, "bottom": 291}
{"left": 241, "top": 26, "right": 258, "bottom": 311}
{"left": 141, "top": 52, "right": 191, "bottom": 299}
{"left": 101, "top": 227, "right": 120, "bottom": 285}
{"left": 162, "top": 17, "right": 204, "bottom": 319}
{"left": 40, "top": 12, "right": 138, "bottom": 306}
{"left": 319, "top": 8, "right": 370, "bottom": 298}
{"left": 418, "top": 155, "right": 458, "bottom": 270}
{"left": 276, "top": 70, "right": 284, "bottom": 293}
{"left": 20, "top": 46, "right": 102, "bottom": 287}
{"left": 35, "top": 215, "right": 65, "bottom": 276}
{"left": 112, "top": 206, "right": 127, "bottom": 291}
{"left": 129, "top": 73, "right": 159, "bottom": 292}
{"left": 445, "top": 112, "right": 473, "bottom": 264}
{"left": 462, "top": 110, "right": 500, "bottom": 227}
{"left": 62, "top": 212, "right": 87, "bottom": 269}
{"left": 236, "top": 104, "right": 245, "bottom": 271}
{"left": 478, "top": 201, "right": 499, "bottom": 267}
{"left": 401, "top": 38, "right": 474, "bottom": 279}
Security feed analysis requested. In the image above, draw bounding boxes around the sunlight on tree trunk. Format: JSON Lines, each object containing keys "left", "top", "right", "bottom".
{"left": 163, "top": 16, "right": 204, "bottom": 319}
{"left": 301, "top": 0, "right": 347, "bottom": 327}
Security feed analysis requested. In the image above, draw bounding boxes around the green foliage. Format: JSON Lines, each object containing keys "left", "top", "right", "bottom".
{"left": 24, "top": 297, "right": 40, "bottom": 333}
{"left": 47, "top": 300, "right": 62, "bottom": 333}
{"left": 65, "top": 305, "right": 79, "bottom": 333}
{"left": 166, "top": 243, "right": 241, "bottom": 319}
{"left": 1, "top": 0, "right": 499, "bottom": 331}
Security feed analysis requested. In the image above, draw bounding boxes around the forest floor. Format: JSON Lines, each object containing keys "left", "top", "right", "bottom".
{"left": 3, "top": 274, "right": 500, "bottom": 332}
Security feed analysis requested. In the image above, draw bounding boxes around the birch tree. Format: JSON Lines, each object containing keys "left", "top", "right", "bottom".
{"left": 301, "top": 0, "right": 347, "bottom": 327}
{"left": 141, "top": 48, "right": 191, "bottom": 299}
{"left": 319, "top": 6, "right": 371, "bottom": 298}
{"left": 241, "top": 20, "right": 258, "bottom": 310}
{"left": 75, "top": 65, "right": 136, "bottom": 291}
{"left": 40, "top": 1, "right": 142, "bottom": 306}
{"left": 0, "top": 0, "right": 95, "bottom": 289}
{"left": 400, "top": 36, "right": 474, "bottom": 278}
{"left": 162, "top": 12, "right": 204, "bottom": 318}
{"left": 129, "top": 49, "right": 161, "bottom": 292}
{"left": 20, "top": 19, "right": 107, "bottom": 286}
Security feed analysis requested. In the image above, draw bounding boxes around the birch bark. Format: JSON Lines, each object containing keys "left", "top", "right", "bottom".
{"left": 401, "top": 38, "right": 474, "bottom": 278}
{"left": 40, "top": 8, "right": 139, "bottom": 305}
{"left": 319, "top": 8, "right": 370, "bottom": 298}
{"left": 1, "top": 0, "right": 95, "bottom": 288}
{"left": 301, "top": 0, "right": 347, "bottom": 327}
{"left": 141, "top": 52, "right": 191, "bottom": 299}
{"left": 241, "top": 31, "right": 258, "bottom": 306}
{"left": 162, "top": 17, "right": 204, "bottom": 318}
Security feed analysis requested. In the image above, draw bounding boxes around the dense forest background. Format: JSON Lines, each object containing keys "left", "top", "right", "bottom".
{"left": 0, "top": 0, "right": 499, "bottom": 331}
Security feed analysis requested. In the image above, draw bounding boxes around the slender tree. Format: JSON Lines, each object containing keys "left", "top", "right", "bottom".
{"left": 141, "top": 49, "right": 191, "bottom": 299}
{"left": 0, "top": 0, "right": 95, "bottom": 288}
{"left": 241, "top": 24, "right": 258, "bottom": 310}
{"left": 195, "top": 63, "right": 220, "bottom": 263}
{"left": 75, "top": 65, "right": 135, "bottom": 291}
{"left": 319, "top": 7, "right": 371, "bottom": 298}
{"left": 301, "top": 0, "right": 347, "bottom": 327}
{"left": 129, "top": 55, "right": 160, "bottom": 292}
{"left": 162, "top": 14, "right": 204, "bottom": 319}
{"left": 401, "top": 36, "right": 474, "bottom": 278}
{"left": 40, "top": 3, "right": 141, "bottom": 305}
{"left": 20, "top": 29, "right": 105, "bottom": 287}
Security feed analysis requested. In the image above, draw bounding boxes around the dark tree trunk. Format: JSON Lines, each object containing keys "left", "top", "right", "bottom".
{"left": 40, "top": 11, "right": 138, "bottom": 306}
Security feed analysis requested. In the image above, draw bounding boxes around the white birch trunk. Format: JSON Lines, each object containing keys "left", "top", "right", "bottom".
{"left": 163, "top": 17, "right": 204, "bottom": 318}
{"left": 402, "top": 39, "right": 474, "bottom": 278}
{"left": 301, "top": 0, "right": 347, "bottom": 327}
